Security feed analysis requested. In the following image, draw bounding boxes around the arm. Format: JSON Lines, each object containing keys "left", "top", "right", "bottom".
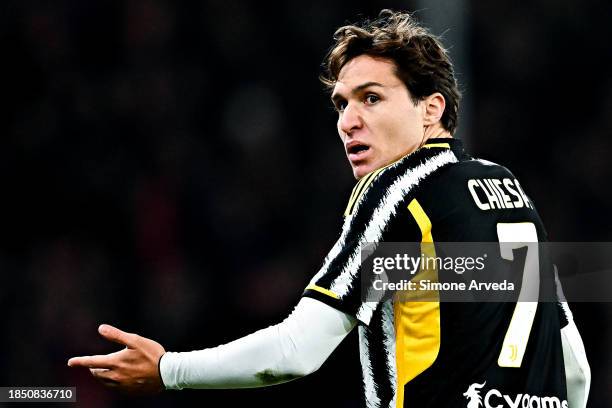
{"left": 161, "top": 297, "right": 356, "bottom": 389}
{"left": 559, "top": 302, "right": 590, "bottom": 408}
{"left": 68, "top": 298, "right": 356, "bottom": 393}
{"left": 555, "top": 271, "right": 590, "bottom": 408}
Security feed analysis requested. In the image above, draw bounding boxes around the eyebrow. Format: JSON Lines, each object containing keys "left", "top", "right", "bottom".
{"left": 331, "top": 81, "right": 385, "bottom": 104}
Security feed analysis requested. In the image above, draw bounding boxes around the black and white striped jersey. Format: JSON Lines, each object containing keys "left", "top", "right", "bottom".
{"left": 302, "top": 139, "right": 567, "bottom": 408}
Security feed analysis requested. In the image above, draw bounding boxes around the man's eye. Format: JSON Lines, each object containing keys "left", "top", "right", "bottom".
{"left": 335, "top": 101, "right": 347, "bottom": 112}
{"left": 365, "top": 94, "right": 380, "bottom": 105}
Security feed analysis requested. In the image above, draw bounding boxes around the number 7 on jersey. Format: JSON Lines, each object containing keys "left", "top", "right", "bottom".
{"left": 496, "top": 222, "right": 539, "bottom": 368}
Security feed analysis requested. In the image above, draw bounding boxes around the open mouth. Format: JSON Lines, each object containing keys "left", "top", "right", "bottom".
{"left": 348, "top": 144, "right": 370, "bottom": 155}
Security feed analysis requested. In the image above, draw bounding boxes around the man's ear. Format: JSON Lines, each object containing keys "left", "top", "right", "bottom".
{"left": 422, "top": 93, "right": 446, "bottom": 126}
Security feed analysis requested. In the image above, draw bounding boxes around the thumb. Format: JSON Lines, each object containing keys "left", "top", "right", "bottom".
{"left": 98, "top": 324, "right": 139, "bottom": 348}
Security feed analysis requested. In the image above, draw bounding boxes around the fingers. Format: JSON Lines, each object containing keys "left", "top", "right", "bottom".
{"left": 68, "top": 354, "right": 117, "bottom": 369}
{"left": 67, "top": 324, "right": 140, "bottom": 368}
{"left": 98, "top": 324, "right": 140, "bottom": 349}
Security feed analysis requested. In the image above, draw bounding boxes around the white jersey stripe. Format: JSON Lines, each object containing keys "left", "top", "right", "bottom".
{"left": 331, "top": 150, "right": 458, "bottom": 305}
{"left": 359, "top": 325, "right": 382, "bottom": 408}
{"left": 381, "top": 301, "right": 397, "bottom": 407}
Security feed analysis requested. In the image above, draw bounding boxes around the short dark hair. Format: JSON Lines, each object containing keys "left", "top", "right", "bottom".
{"left": 321, "top": 9, "right": 461, "bottom": 134}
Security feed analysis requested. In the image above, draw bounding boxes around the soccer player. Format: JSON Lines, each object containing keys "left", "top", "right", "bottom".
{"left": 68, "top": 10, "right": 590, "bottom": 407}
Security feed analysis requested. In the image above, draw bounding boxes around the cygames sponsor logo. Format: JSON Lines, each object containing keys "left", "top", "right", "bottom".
{"left": 463, "top": 382, "right": 568, "bottom": 408}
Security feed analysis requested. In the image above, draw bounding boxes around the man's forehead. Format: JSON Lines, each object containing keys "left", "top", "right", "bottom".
{"left": 333, "top": 55, "right": 400, "bottom": 94}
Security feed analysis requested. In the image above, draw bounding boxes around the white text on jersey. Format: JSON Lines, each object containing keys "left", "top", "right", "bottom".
{"left": 467, "top": 178, "right": 532, "bottom": 211}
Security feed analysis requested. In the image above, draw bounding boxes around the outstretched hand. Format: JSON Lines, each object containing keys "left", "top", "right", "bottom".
{"left": 68, "top": 324, "right": 166, "bottom": 395}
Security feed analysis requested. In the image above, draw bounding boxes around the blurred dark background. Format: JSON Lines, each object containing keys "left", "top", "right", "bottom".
{"left": 0, "top": 0, "right": 610, "bottom": 407}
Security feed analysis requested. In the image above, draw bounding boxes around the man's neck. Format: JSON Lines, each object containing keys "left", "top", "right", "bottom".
{"left": 421, "top": 124, "right": 452, "bottom": 146}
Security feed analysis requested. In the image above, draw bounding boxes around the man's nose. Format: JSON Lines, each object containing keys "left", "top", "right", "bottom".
{"left": 339, "top": 103, "right": 362, "bottom": 135}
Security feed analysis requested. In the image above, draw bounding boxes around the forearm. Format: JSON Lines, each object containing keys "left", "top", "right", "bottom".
{"left": 159, "top": 298, "right": 356, "bottom": 389}
{"left": 160, "top": 326, "right": 299, "bottom": 389}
